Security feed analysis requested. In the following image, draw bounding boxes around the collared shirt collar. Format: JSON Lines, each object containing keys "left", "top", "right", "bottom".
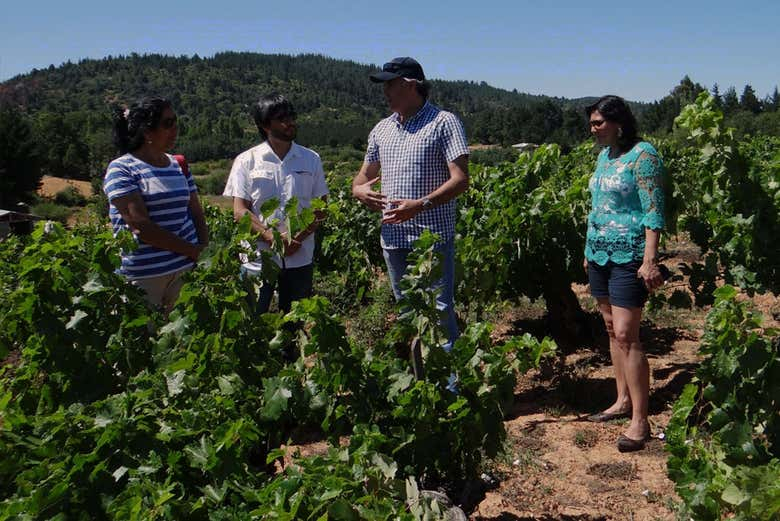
{"left": 392, "top": 101, "right": 432, "bottom": 126}
{"left": 258, "top": 140, "right": 300, "bottom": 162}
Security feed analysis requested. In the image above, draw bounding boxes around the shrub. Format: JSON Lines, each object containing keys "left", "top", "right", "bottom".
{"left": 30, "top": 201, "right": 71, "bottom": 222}
{"left": 195, "top": 172, "right": 229, "bottom": 195}
{"left": 469, "top": 147, "right": 519, "bottom": 166}
{"left": 54, "top": 185, "right": 87, "bottom": 206}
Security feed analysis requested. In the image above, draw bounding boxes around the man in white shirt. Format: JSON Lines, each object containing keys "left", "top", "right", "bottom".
{"left": 223, "top": 94, "right": 328, "bottom": 312}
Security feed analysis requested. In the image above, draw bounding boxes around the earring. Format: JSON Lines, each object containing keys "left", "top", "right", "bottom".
{"left": 617, "top": 127, "right": 623, "bottom": 138}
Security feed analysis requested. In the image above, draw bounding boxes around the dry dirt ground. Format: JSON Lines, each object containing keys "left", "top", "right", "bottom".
{"left": 472, "top": 302, "right": 700, "bottom": 521}
{"left": 37, "top": 176, "right": 93, "bottom": 198}
{"left": 36, "top": 176, "right": 97, "bottom": 227}
{"left": 470, "top": 241, "right": 779, "bottom": 521}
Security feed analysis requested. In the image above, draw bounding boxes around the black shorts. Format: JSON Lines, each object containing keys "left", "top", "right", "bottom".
{"left": 588, "top": 260, "right": 648, "bottom": 309}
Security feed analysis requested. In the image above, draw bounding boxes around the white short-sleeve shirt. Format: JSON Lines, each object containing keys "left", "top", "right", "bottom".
{"left": 223, "top": 141, "right": 329, "bottom": 269}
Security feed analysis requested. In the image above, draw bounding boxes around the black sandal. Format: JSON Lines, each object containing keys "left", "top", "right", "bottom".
{"left": 616, "top": 434, "right": 649, "bottom": 453}
{"left": 586, "top": 410, "right": 631, "bottom": 422}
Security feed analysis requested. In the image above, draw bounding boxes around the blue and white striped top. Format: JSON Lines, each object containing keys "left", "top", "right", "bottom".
{"left": 103, "top": 153, "right": 198, "bottom": 280}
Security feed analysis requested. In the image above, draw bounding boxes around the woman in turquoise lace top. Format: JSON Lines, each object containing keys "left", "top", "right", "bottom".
{"left": 583, "top": 96, "right": 666, "bottom": 453}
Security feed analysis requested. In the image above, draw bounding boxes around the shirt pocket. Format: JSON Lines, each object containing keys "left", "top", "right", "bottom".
{"left": 289, "top": 170, "right": 314, "bottom": 201}
{"left": 249, "top": 170, "right": 278, "bottom": 205}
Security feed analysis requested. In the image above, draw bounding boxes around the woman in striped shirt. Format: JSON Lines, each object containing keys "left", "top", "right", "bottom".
{"left": 103, "top": 97, "right": 208, "bottom": 315}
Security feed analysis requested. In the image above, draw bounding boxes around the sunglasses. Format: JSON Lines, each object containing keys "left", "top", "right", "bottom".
{"left": 160, "top": 116, "right": 178, "bottom": 129}
{"left": 270, "top": 110, "right": 297, "bottom": 123}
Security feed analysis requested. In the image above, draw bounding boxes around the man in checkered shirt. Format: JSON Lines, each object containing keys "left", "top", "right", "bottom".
{"left": 352, "top": 57, "right": 470, "bottom": 350}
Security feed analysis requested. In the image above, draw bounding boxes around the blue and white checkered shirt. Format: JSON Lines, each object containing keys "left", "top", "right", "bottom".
{"left": 365, "top": 101, "right": 469, "bottom": 249}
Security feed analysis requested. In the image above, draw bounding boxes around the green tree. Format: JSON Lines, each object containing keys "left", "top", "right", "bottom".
{"left": 740, "top": 84, "right": 762, "bottom": 114}
{"left": 33, "top": 111, "right": 92, "bottom": 179}
{"left": 0, "top": 105, "right": 42, "bottom": 208}
{"left": 711, "top": 83, "right": 722, "bottom": 109}
{"left": 722, "top": 86, "right": 740, "bottom": 114}
{"left": 673, "top": 75, "right": 704, "bottom": 105}
{"left": 640, "top": 76, "right": 706, "bottom": 133}
{"left": 0, "top": 52, "right": 633, "bottom": 165}
{"left": 765, "top": 86, "right": 779, "bottom": 112}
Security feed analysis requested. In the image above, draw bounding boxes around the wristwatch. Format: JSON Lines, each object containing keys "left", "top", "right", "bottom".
{"left": 421, "top": 197, "right": 433, "bottom": 211}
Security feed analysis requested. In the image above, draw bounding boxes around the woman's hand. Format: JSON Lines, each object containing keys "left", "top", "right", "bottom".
{"left": 187, "top": 243, "right": 204, "bottom": 262}
{"left": 640, "top": 228, "right": 663, "bottom": 291}
{"left": 638, "top": 260, "right": 664, "bottom": 291}
{"left": 583, "top": 258, "right": 589, "bottom": 274}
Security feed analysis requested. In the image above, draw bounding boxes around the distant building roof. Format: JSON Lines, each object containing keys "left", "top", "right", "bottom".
{"left": 0, "top": 209, "right": 42, "bottom": 222}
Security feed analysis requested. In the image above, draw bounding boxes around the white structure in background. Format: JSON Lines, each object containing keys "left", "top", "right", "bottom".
{"left": 0, "top": 209, "right": 41, "bottom": 239}
{"left": 511, "top": 143, "right": 538, "bottom": 153}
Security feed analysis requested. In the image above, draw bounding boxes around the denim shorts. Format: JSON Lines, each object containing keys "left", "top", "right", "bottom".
{"left": 588, "top": 260, "right": 648, "bottom": 309}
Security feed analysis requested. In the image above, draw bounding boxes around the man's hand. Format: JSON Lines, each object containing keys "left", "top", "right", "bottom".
{"left": 284, "top": 239, "right": 302, "bottom": 257}
{"left": 276, "top": 231, "right": 302, "bottom": 257}
{"left": 313, "top": 208, "right": 327, "bottom": 224}
{"left": 382, "top": 199, "right": 423, "bottom": 224}
{"left": 260, "top": 228, "right": 274, "bottom": 244}
{"left": 353, "top": 177, "right": 385, "bottom": 211}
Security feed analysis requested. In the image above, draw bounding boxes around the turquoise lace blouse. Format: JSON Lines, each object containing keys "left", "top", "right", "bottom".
{"left": 585, "top": 141, "right": 665, "bottom": 265}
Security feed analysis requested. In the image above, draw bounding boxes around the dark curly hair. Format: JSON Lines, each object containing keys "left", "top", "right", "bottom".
{"left": 252, "top": 93, "right": 297, "bottom": 141}
{"left": 112, "top": 97, "right": 172, "bottom": 154}
{"left": 585, "top": 95, "right": 640, "bottom": 149}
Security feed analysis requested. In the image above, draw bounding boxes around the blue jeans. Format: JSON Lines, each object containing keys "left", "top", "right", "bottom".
{"left": 382, "top": 239, "right": 459, "bottom": 351}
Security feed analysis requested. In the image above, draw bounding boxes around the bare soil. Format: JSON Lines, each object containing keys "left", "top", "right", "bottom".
{"left": 472, "top": 317, "right": 699, "bottom": 520}
{"left": 471, "top": 238, "right": 779, "bottom": 521}
{"left": 37, "top": 176, "right": 93, "bottom": 198}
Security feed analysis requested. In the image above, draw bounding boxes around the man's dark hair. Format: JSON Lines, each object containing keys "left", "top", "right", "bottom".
{"left": 252, "top": 93, "right": 297, "bottom": 140}
{"left": 585, "top": 95, "right": 639, "bottom": 148}
{"left": 112, "top": 96, "right": 172, "bottom": 154}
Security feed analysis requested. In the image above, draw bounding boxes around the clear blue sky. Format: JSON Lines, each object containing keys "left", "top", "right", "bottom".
{"left": 1, "top": 0, "right": 778, "bottom": 102}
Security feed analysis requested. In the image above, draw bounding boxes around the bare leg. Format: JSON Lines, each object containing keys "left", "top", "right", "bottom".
{"left": 611, "top": 305, "right": 650, "bottom": 440}
{"left": 596, "top": 297, "right": 631, "bottom": 414}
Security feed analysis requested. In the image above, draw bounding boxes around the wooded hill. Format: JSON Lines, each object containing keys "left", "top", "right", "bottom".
{"left": 1, "top": 52, "right": 777, "bottom": 183}
{"left": 0, "top": 52, "right": 602, "bottom": 179}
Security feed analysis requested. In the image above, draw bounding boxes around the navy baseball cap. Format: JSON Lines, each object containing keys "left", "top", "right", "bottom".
{"left": 369, "top": 57, "right": 425, "bottom": 83}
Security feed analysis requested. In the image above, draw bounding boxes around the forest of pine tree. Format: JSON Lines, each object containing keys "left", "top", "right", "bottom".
{"left": 1, "top": 53, "right": 777, "bottom": 205}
